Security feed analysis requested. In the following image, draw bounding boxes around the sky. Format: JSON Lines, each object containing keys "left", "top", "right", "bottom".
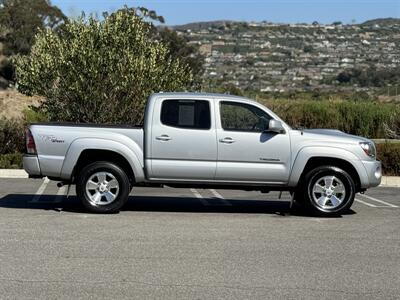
{"left": 52, "top": 0, "right": 400, "bottom": 25}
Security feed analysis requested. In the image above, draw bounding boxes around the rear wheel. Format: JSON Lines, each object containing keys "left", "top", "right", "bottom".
{"left": 76, "top": 161, "right": 130, "bottom": 213}
{"left": 295, "top": 166, "right": 355, "bottom": 216}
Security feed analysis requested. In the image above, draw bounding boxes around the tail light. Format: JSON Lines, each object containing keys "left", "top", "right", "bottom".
{"left": 25, "top": 128, "right": 37, "bottom": 155}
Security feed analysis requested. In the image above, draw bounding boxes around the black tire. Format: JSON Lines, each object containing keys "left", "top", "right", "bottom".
{"left": 76, "top": 161, "right": 130, "bottom": 213}
{"left": 295, "top": 166, "right": 355, "bottom": 217}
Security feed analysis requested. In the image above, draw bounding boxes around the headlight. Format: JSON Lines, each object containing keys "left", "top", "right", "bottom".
{"left": 359, "top": 142, "right": 376, "bottom": 158}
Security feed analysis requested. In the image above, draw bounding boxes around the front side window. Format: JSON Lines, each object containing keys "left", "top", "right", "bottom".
{"left": 161, "top": 99, "right": 211, "bottom": 130}
{"left": 220, "top": 101, "right": 272, "bottom": 132}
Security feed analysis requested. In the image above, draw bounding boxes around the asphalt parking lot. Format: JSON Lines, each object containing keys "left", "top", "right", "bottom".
{"left": 0, "top": 178, "right": 399, "bottom": 299}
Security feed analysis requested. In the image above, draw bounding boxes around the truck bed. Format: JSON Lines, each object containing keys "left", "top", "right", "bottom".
{"left": 28, "top": 123, "right": 144, "bottom": 178}
{"left": 30, "top": 122, "right": 143, "bottom": 129}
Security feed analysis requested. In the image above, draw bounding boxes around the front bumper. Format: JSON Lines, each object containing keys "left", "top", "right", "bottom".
{"left": 23, "top": 155, "right": 42, "bottom": 177}
{"left": 361, "top": 160, "right": 382, "bottom": 188}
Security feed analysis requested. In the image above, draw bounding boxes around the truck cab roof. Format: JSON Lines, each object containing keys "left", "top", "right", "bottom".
{"left": 151, "top": 92, "right": 253, "bottom": 103}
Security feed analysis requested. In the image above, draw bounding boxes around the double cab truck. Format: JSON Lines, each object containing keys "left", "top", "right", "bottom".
{"left": 23, "top": 93, "right": 382, "bottom": 216}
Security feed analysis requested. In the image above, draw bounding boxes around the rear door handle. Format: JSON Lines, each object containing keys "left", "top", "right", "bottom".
{"left": 156, "top": 134, "right": 172, "bottom": 141}
{"left": 219, "top": 137, "right": 235, "bottom": 144}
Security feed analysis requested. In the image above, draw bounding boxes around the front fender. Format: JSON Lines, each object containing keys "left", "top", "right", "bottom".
{"left": 60, "top": 138, "right": 145, "bottom": 182}
{"left": 288, "top": 146, "right": 369, "bottom": 188}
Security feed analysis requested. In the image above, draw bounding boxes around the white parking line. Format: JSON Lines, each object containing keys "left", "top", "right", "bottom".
{"left": 190, "top": 188, "right": 210, "bottom": 206}
{"left": 209, "top": 189, "right": 223, "bottom": 199}
{"left": 54, "top": 185, "right": 67, "bottom": 204}
{"left": 209, "top": 189, "right": 232, "bottom": 206}
{"left": 29, "top": 177, "right": 50, "bottom": 203}
{"left": 358, "top": 194, "right": 398, "bottom": 208}
{"left": 355, "top": 198, "right": 377, "bottom": 207}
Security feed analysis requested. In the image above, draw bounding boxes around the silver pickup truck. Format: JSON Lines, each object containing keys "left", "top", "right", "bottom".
{"left": 23, "top": 92, "right": 381, "bottom": 216}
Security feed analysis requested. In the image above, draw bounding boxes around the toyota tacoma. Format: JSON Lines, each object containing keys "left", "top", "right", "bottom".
{"left": 23, "top": 93, "right": 382, "bottom": 216}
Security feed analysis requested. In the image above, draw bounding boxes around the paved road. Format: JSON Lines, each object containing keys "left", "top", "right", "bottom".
{"left": 0, "top": 178, "right": 399, "bottom": 299}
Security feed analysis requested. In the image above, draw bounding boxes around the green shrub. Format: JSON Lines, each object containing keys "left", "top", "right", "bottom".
{"left": 23, "top": 107, "right": 49, "bottom": 123}
{"left": 0, "top": 152, "right": 23, "bottom": 169}
{"left": 14, "top": 8, "right": 193, "bottom": 124}
{"left": 0, "top": 118, "right": 25, "bottom": 154}
{"left": 376, "top": 143, "right": 400, "bottom": 176}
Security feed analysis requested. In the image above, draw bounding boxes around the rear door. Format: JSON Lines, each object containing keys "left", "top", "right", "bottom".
{"left": 215, "top": 100, "right": 291, "bottom": 183}
{"left": 148, "top": 98, "right": 217, "bottom": 180}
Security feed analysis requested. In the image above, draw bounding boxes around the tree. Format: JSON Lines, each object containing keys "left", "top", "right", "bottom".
{"left": 0, "top": 0, "right": 66, "bottom": 55}
{"left": 303, "top": 45, "right": 313, "bottom": 53}
{"left": 158, "top": 28, "right": 204, "bottom": 86}
{"left": 134, "top": 6, "right": 165, "bottom": 24}
{"left": 14, "top": 8, "right": 193, "bottom": 124}
{"left": 132, "top": 8, "right": 204, "bottom": 87}
{"left": 337, "top": 71, "right": 352, "bottom": 83}
{"left": 336, "top": 67, "right": 400, "bottom": 87}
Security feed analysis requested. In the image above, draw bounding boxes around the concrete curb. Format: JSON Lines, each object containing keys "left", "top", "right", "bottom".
{"left": 0, "top": 169, "right": 400, "bottom": 188}
{"left": 380, "top": 176, "right": 400, "bottom": 188}
{"left": 0, "top": 169, "right": 28, "bottom": 178}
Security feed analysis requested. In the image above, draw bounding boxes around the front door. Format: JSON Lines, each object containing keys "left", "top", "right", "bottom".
{"left": 148, "top": 98, "right": 217, "bottom": 180}
{"left": 215, "top": 100, "right": 291, "bottom": 183}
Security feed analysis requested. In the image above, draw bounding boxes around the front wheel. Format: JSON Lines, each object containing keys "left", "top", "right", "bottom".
{"left": 76, "top": 161, "right": 130, "bottom": 213}
{"left": 295, "top": 166, "right": 355, "bottom": 217}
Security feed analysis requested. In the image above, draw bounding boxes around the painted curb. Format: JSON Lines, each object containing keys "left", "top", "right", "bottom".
{"left": 0, "top": 169, "right": 399, "bottom": 188}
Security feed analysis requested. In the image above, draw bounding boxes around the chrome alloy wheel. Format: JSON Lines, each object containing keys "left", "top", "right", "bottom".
{"left": 85, "top": 172, "right": 120, "bottom": 205}
{"left": 311, "top": 176, "right": 346, "bottom": 210}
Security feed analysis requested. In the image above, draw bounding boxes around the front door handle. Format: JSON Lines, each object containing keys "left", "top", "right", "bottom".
{"left": 219, "top": 137, "right": 235, "bottom": 144}
{"left": 156, "top": 134, "right": 172, "bottom": 141}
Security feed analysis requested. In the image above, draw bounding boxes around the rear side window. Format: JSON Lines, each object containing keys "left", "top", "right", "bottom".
{"left": 161, "top": 99, "right": 211, "bottom": 130}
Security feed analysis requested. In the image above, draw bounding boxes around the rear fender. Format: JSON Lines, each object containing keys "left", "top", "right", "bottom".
{"left": 60, "top": 138, "right": 144, "bottom": 182}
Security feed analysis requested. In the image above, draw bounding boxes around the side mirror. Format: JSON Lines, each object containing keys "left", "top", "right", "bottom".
{"left": 266, "top": 120, "right": 285, "bottom": 134}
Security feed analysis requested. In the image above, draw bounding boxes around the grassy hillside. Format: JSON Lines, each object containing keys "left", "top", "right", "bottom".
{"left": 0, "top": 90, "right": 41, "bottom": 119}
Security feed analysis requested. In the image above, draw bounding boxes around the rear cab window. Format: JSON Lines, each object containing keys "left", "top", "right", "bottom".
{"left": 161, "top": 99, "right": 211, "bottom": 130}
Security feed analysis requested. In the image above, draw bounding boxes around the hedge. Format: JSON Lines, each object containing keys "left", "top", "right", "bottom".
{"left": 376, "top": 143, "right": 400, "bottom": 176}
{"left": 0, "top": 152, "right": 23, "bottom": 169}
{"left": 262, "top": 99, "right": 400, "bottom": 139}
{"left": 1, "top": 102, "right": 400, "bottom": 175}
{"left": 0, "top": 118, "right": 25, "bottom": 155}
